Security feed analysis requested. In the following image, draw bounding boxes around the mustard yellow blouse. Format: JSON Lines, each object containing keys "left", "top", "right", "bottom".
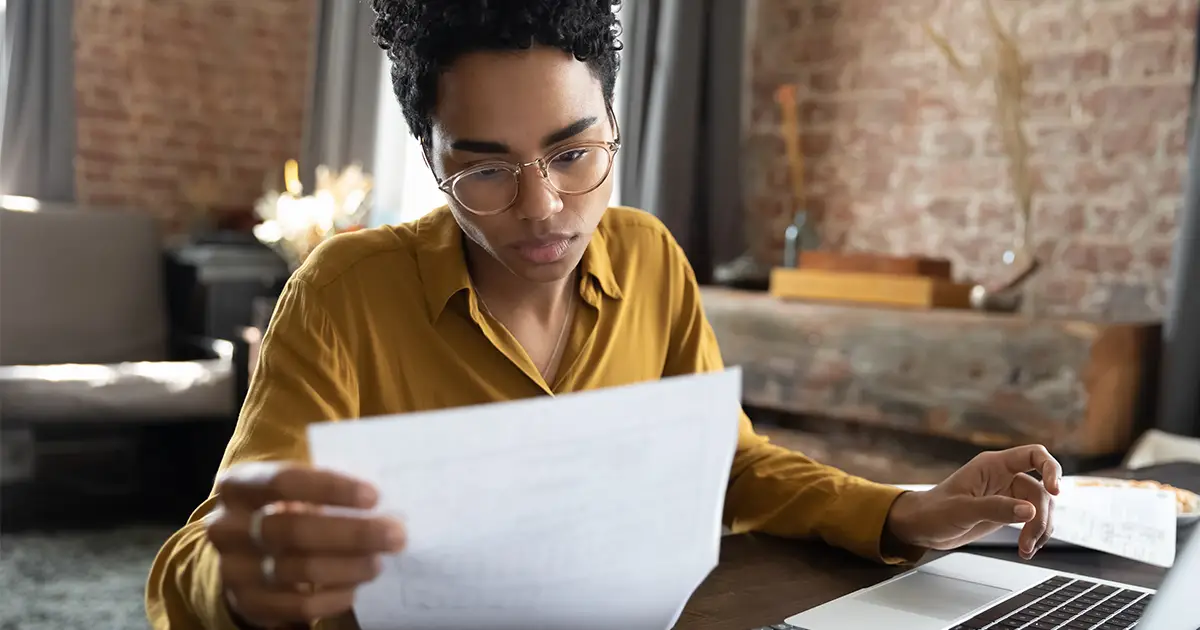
{"left": 145, "top": 206, "right": 915, "bottom": 630}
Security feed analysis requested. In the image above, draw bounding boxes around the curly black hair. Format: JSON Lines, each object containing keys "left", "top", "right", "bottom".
{"left": 369, "top": 0, "right": 623, "bottom": 144}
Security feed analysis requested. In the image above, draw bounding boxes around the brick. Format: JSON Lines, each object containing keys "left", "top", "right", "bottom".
{"left": 1020, "top": 3, "right": 1088, "bottom": 47}
{"left": 1097, "top": 121, "right": 1158, "bottom": 159}
{"left": 1155, "top": 199, "right": 1182, "bottom": 237}
{"left": 1088, "top": 196, "right": 1158, "bottom": 239}
{"left": 799, "top": 100, "right": 842, "bottom": 127}
{"left": 1032, "top": 198, "right": 1087, "bottom": 235}
{"left": 1162, "top": 117, "right": 1190, "bottom": 156}
{"left": 1034, "top": 124, "right": 1093, "bottom": 157}
{"left": 925, "top": 197, "right": 972, "bottom": 230}
{"left": 1027, "top": 50, "right": 1111, "bottom": 87}
{"left": 1083, "top": 84, "right": 1191, "bottom": 120}
{"left": 1130, "top": 2, "right": 1191, "bottom": 33}
{"left": 1144, "top": 240, "right": 1177, "bottom": 272}
{"left": 925, "top": 128, "right": 975, "bottom": 159}
{"left": 1112, "top": 37, "right": 1184, "bottom": 80}
{"left": 1086, "top": 2, "right": 1186, "bottom": 46}
{"left": 910, "top": 89, "right": 964, "bottom": 123}
{"left": 791, "top": 31, "right": 860, "bottom": 65}
{"left": 1154, "top": 162, "right": 1186, "bottom": 198}
{"left": 852, "top": 96, "right": 911, "bottom": 127}
{"left": 1026, "top": 91, "right": 1078, "bottom": 120}
{"left": 1061, "top": 242, "right": 1135, "bottom": 275}
{"left": 808, "top": 66, "right": 843, "bottom": 94}
{"left": 976, "top": 199, "right": 1019, "bottom": 233}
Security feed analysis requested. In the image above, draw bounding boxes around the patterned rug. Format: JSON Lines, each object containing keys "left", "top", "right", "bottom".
{"left": 0, "top": 526, "right": 175, "bottom": 630}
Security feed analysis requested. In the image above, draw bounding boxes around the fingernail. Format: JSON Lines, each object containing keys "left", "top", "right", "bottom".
{"left": 1014, "top": 504, "right": 1035, "bottom": 520}
{"left": 357, "top": 484, "right": 378, "bottom": 505}
{"left": 386, "top": 524, "right": 406, "bottom": 550}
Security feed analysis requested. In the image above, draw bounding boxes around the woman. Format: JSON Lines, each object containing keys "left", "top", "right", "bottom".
{"left": 146, "top": 2, "right": 1058, "bottom": 628}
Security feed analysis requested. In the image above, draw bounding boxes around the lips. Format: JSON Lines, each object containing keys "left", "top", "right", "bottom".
{"left": 510, "top": 234, "right": 577, "bottom": 264}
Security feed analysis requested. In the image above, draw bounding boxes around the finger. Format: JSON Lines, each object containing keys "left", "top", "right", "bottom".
{"left": 221, "top": 553, "right": 383, "bottom": 590}
{"left": 208, "top": 507, "right": 405, "bottom": 555}
{"left": 1034, "top": 524, "right": 1055, "bottom": 554}
{"left": 260, "top": 510, "right": 406, "bottom": 555}
{"left": 954, "top": 495, "right": 1036, "bottom": 527}
{"left": 994, "top": 445, "right": 1062, "bottom": 494}
{"left": 1011, "top": 474, "right": 1054, "bottom": 559}
{"left": 216, "top": 462, "right": 379, "bottom": 510}
{"left": 229, "top": 587, "right": 356, "bottom": 626}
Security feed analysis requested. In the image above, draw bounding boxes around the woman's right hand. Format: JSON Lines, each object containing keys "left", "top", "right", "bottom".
{"left": 204, "top": 462, "right": 407, "bottom": 628}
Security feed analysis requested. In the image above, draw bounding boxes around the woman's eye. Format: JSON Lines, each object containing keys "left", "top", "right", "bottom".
{"left": 553, "top": 148, "right": 591, "bottom": 165}
{"left": 468, "top": 167, "right": 507, "bottom": 180}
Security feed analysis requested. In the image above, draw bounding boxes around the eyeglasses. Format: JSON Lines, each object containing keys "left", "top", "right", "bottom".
{"left": 432, "top": 131, "right": 621, "bottom": 216}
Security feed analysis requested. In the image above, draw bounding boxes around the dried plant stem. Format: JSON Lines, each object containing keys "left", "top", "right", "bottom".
{"left": 925, "top": 0, "right": 1034, "bottom": 258}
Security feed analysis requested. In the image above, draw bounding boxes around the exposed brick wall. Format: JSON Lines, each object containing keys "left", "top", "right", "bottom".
{"left": 73, "top": 0, "right": 315, "bottom": 230}
{"left": 744, "top": 0, "right": 1195, "bottom": 319}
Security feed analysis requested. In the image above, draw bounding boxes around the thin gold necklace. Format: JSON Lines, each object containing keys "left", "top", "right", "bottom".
{"left": 477, "top": 283, "right": 575, "bottom": 377}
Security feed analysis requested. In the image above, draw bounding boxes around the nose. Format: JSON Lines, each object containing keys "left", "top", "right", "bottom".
{"left": 511, "top": 160, "right": 563, "bottom": 222}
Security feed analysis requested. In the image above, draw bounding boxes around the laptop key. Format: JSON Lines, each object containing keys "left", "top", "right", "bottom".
{"left": 967, "top": 593, "right": 1042, "bottom": 624}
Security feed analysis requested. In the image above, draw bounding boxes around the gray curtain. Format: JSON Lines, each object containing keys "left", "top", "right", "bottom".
{"left": 618, "top": 0, "right": 746, "bottom": 283}
{"left": 300, "top": 0, "right": 382, "bottom": 189}
{"left": 0, "top": 0, "right": 76, "bottom": 201}
{"left": 1159, "top": 62, "right": 1200, "bottom": 438}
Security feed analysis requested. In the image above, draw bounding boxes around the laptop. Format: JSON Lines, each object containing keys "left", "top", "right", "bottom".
{"left": 752, "top": 524, "right": 1200, "bottom": 630}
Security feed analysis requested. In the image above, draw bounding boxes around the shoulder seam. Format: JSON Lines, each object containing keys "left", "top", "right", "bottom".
{"left": 294, "top": 230, "right": 414, "bottom": 293}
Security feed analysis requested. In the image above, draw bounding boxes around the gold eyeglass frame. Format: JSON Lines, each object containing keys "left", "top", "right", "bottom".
{"left": 427, "top": 110, "right": 622, "bottom": 216}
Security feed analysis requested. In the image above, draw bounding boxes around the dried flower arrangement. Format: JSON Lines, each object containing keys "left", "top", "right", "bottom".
{"left": 253, "top": 160, "right": 373, "bottom": 269}
{"left": 924, "top": 0, "right": 1040, "bottom": 310}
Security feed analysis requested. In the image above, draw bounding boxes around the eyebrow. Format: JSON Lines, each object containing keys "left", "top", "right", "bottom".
{"left": 450, "top": 116, "right": 599, "bottom": 154}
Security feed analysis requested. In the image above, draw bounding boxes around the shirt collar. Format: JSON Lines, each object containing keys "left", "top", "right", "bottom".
{"left": 415, "top": 207, "right": 625, "bottom": 321}
{"left": 580, "top": 226, "right": 624, "bottom": 301}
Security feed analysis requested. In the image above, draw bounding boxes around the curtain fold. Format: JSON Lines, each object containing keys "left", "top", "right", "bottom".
{"left": 299, "top": 0, "right": 382, "bottom": 189}
{"left": 0, "top": 0, "right": 76, "bottom": 201}
{"left": 617, "top": 0, "right": 747, "bottom": 283}
{"left": 1159, "top": 35, "right": 1200, "bottom": 439}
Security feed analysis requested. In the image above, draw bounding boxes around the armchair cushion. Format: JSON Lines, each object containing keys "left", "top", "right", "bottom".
{"left": 0, "top": 208, "right": 169, "bottom": 366}
{"left": 0, "top": 357, "right": 235, "bottom": 422}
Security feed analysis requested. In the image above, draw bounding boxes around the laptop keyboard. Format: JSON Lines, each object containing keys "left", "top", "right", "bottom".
{"left": 750, "top": 575, "right": 1153, "bottom": 630}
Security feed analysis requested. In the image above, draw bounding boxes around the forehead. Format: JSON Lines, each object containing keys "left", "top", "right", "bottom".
{"left": 431, "top": 47, "right": 606, "bottom": 148}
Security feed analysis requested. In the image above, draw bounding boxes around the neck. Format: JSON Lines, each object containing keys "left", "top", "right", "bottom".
{"left": 466, "top": 239, "right": 574, "bottom": 320}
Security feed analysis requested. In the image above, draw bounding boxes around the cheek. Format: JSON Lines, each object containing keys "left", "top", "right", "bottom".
{"left": 566, "top": 179, "right": 614, "bottom": 227}
{"left": 452, "top": 208, "right": 506, "bottom": 251}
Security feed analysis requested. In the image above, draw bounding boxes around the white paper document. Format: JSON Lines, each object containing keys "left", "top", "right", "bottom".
{"left": 1043, "top": 479, "right": 1177, "bottom": 568}
{"left": 307, "top": 368, "right": 744, "bottom": 630}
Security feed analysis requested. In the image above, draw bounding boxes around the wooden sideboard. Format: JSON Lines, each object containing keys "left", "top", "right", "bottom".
{"left": 701, "top": 287, "right": 1162, "bottom": 467}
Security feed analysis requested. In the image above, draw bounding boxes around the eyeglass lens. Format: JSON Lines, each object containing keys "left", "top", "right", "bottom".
{"left": 452, "top": 145, "right": 614, "bottom": 214}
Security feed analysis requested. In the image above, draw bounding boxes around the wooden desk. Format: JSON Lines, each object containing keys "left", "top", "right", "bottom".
{"left": 676, "top": 534, "right": 1169, "bottom": 630}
